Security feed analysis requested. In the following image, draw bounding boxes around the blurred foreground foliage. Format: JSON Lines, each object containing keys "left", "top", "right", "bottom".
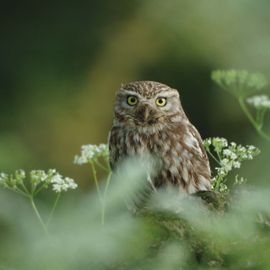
{"left": 1, "top": 158, "right": 270, "bottom": 270}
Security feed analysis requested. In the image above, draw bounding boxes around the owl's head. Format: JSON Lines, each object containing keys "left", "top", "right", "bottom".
{"left": 113, "top": 81, "right": 185, "bottom": 129}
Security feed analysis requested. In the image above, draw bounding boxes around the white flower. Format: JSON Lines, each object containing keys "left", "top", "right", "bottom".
{"left": 74, "top": 144, "right": 109, "bottom": 165}
{"left": 246, "top": 95, "right": 270, "bottom": 109}
{"left": 233, "top": 161, "right": 241, "bottom": 169}
{"left": 14, "top": 169, "right": 26, "bottom": 184}
{"left": 212, "top": 70, "right": 267, "bottom": 96}
{"left": 30, "top": 170, "right": 48, "bottom": 184}
{"left": 223, "top": 149, "right": 231, "bottom": 156}
{"left": 223, "top": 149, "right": 237, "bottom": 160}
{"left": 203, "top": 138, "right": 212, "bottom": 149}
{"left": 219, "top": 183, "right": 228, "bottom": 193}
{"left": 205, "top": 136, "right": 260, "bottom": 193}
{"left": 0, "top": 169, "right": 78, "bottom": 194}
{"left": 0, "top": 173, "right": 8, "bottom": 185}
{"left": 211, "top": 137, "right": 228, "bottom": 153}
{"left": 48, "top": 169, "right": 57, "bottom": 175}
{"left": 234, "top": 175, "right": 246, "bottom": 185}
{"left": 16, "top": 169, "right": 26, "bottom": 178}
{"left": 51, "top": 174, "right": 78, "bottom": 193}
{"left": 220, "top": 158, "right": 233, "bottom": 173}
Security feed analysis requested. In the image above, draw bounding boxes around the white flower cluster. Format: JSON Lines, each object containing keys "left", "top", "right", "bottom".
{"left": 211, "top": 138, "right": 258, "bottom": 175}
{"left": 211, "top": 70, "right": 267, "bottom": 97}
{"left": 204, "top": 137, "right": 260, "bottom": 192}
{"left": 30, "top": 169, "right": 53, "bottom": 185}
{"left": 0, "top": 173, "right": 9, "bottom": 186}
{"left": 0, "top": 169, "right": 78, "bottom": 193}
{"left": 246, "top": 95, "right": 270, "bottom": 110}
{"left": 204, "top": 137, "right": 228, "bottom": 152}
{"left": 51, "top": 174, "right": 78, "bottom": 193}
{"left": 74, "top": 144, "right": 109, "bottom": 165}
{"left": 0, "top": 170, "right": 26, "bottom": 188}
{"left": 212, "top": 70, "right": 267, "bottom": 90}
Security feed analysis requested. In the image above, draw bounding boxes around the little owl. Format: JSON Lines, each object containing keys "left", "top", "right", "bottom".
{"left": 109, "top": 81, "right": 211, "bottom": 194}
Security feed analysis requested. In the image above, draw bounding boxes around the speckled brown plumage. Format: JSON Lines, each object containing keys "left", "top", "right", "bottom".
{"left": 108, "top": 81, "right": 211, "bottom": 194}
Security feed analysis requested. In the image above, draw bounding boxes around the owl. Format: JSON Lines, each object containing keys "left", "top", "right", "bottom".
{"left": 108, "top": 81, "right": 211, "bottom": 194}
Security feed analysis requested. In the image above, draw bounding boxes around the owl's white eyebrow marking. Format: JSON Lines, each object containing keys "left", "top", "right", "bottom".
{"left": 155, "top": 92, "right": 179, "bottom": 98}
{"left": 120, "top": 89, "right": 142, "bottom": 98}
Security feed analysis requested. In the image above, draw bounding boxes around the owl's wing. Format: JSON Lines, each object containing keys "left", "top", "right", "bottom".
{"left": 186, "top": 124, "right": 209, "bottom": 160}
{"left": 108, "top": 131, "right": 115, "bottom": 170}
{"left": 183, "top": 123, "right": 211, "bottom": 179}
{"left": 108, "top": 128, "right": 120, "bottom": 170}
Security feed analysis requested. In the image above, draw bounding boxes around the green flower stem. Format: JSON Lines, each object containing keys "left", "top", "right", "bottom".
{"left": 214, "top": 174, "right": 226, "bottom": 191}
{"left": 95, "top": 160, "right": 110, "bottom": 172}
{"left": 6, "top": 186, "right": 28, "bottom": 197}
{"left": 3, "top": 184, "right": 48, "bottom": 231}
{"left": 216, "top": 151, "right": 222, "bottom": 162}
{"left": 29, "top": 196, "right": 48, "bottom": 235}
{"left": 90, "top": 161, "right": 102, "bottom": 205}
{"left": 30, "top": 178, "right": 36, "bottom": 195}
{"left": 19, "top": 181, "right": 29, "bottom": 194}
{"left": 238, "top": 97, "right": 270, "bottom": 141}
{"left": 206, "top": 149, "right": 221, "bottom": 165}
{"left": 101, "top": 172, "right": 112, "bottom": 225}
{"left": 213, "top": 177, "right": 221, "bottom": 190}
{"left": 34, "top": 182, "right": 49, "bottom": 196}
{"left": 46, "top": 193, "right": 61, "bottom": 227}
{"left": 106, "top": 159, "right": 111, "bottom": 172}
{"left": 256, "top": 108, "right": 266, "bottom": 129}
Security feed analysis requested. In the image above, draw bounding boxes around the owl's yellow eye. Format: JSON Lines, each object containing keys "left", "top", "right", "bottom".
{"left": 127, "top": 95, "right": 138, "bottom": 106}
{"left": 156, "top": 97, "right": 167, "bottom": 107}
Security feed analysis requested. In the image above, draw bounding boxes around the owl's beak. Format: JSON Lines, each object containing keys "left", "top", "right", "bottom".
{"left": 135, "top": 105, "right": 153, "bottom": 124}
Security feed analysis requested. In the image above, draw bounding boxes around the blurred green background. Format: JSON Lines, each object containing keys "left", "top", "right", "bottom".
{"left": 1, "top": 0, "right": 270, "bottom": 185}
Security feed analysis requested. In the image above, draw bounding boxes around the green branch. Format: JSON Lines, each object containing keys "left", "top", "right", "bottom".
{"left": 46, "top": 193, "right": 61, "bottom": 228}
{"left": 29, "top": 197, "right": 49, "bottom": 235}
{"left": 238, "top": 97, "right": 270, "bottom": 141}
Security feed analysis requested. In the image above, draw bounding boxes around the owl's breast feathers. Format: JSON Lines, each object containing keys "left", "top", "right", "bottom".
{"left": 108, "top": 123, "right": 211, "bottom": 194}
